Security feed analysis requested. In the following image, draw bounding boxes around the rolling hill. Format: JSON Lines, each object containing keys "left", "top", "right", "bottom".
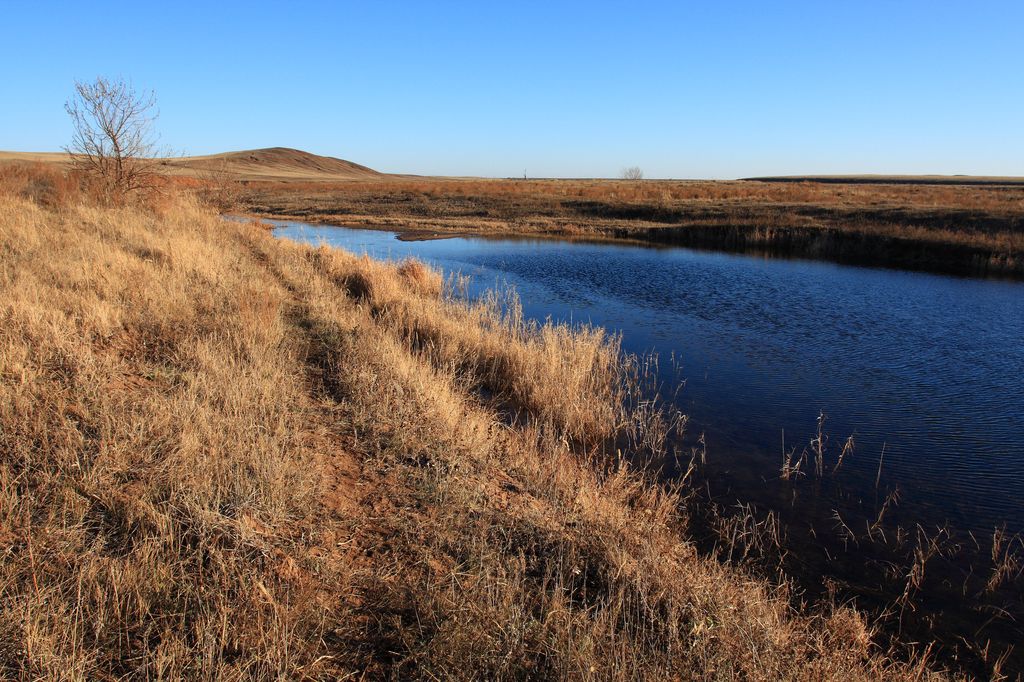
{"left": 0, "top": 147, "right": 382, "bottom": 182}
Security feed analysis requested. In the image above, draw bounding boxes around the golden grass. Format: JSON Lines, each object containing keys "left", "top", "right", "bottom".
{"left": 0, "top": 177, "right": 951, "bottom": 678}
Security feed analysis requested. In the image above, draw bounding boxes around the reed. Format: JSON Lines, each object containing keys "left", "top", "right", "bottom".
{"left": 715, "top": 415, "right": 1024, "bottom": 679}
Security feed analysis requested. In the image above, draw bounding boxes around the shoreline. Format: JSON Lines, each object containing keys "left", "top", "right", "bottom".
{"left": 263, "top": 204, "right": 1024, "bottom": 676}
{"left": 242, "top": 209, "right": 1024, "bottom": 281}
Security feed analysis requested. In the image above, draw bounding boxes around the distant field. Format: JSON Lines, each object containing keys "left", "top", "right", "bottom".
{"left": 235, "top": 173, "right": 1024, "bottom": 279}
{"left": 0, "top": 151, "right": 69, "bottom": 164}
{"left": 746, "top": 174, "right": 1024, "bottom": 186}
{"left": 3, "top": 147, "right": 1022, "bottom": 277}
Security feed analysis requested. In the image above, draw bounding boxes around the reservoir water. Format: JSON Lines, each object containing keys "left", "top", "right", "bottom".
{"left": 271, "top": 219, "right": 1024, "bottom": 536}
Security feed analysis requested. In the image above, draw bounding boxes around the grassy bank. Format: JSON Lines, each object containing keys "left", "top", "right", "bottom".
{"left": 0, "top": 178, "right": 955, "bottom": 678}
{"left": 238, "top": 178, "right": 1024, "bottom": 279}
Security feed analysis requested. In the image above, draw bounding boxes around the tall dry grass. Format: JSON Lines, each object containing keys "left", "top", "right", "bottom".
{"left": 0, "top": 170, "right": 950, "bottom": 679}
{"left": 0, "top": 190, "right": 346, "bottom": 677}
{"left": 306, "top": 248, "right": 629, "bottom": 444}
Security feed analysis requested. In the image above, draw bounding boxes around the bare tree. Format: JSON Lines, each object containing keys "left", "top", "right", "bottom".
{"left": 64, "top": 77, "right": 163, "bottom": 199}
{"left": 621, "top": 166, "right": 644, "bottom": 180}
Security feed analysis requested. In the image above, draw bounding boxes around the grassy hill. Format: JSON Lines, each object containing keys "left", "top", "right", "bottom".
{"left": 163, "top": 147, "right": 383, "bottom": 182}
{"left": 0, "top": 147, "right": 383, "bottom": 183}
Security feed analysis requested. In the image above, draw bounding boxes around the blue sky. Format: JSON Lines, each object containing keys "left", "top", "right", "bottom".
{"left": 2, "top": 1, "right": 1021, "bottom": 178}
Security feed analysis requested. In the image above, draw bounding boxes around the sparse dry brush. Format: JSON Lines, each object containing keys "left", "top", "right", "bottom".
{"left": 0, "top": 171, "right": 948, "bottom": 679}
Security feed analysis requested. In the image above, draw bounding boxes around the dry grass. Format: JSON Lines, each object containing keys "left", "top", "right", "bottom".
{"left": 0, "top": 172, "right": 953, "bottom": 678}
{"left": 239, "top": 177, "right": 1024, "bottom": 278}
{"left": 239, "top": 175, "right": 1024, "bottom": 210}
{"left": 6, "top": 149, "right": 1022, "bottom": 276}
{"left": 0, "top": 148, "right": 381, "bottom": 183}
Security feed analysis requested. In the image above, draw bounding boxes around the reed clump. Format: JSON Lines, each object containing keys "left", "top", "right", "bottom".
{"left": 305, "top": 247, "right": 629, "bottom": 444}
{"left": 0, "top": 168, "right": 947, "bottom": 679}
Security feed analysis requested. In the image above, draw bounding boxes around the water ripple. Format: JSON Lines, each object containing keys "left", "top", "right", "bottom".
{"left": 274, "top": 221, "right": 1024, "bottom": 534}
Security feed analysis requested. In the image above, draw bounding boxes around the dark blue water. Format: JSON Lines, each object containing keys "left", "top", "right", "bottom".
{"left": 272, "top": 220, "right": 1024, "bottom": 535}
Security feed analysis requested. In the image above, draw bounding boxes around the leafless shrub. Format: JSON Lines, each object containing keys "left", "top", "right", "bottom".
{"left": 0, "top": 162, "right": 85, "bottom": 208}
{"left": 196, "top": 158, "right": 244, "bottom": 211}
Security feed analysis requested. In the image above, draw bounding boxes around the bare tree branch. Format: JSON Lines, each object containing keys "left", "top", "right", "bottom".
{"left": 64, "top": 77, "right": 164, "bottom": 200}
{"left": 621, "top": 166, "right": 644, "bottom": 180}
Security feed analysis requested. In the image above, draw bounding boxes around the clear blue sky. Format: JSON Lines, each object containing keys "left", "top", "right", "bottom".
{"left": 2, "top": 1, "right": 1021, "bottom": 178}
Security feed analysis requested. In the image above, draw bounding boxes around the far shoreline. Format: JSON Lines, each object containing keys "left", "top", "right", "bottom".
{"left": 242, "top": 208, "right": 1024, "bottom": 282}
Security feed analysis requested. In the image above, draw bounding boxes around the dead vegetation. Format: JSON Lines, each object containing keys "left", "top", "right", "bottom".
{"left": 696, "top": 414, "right": 1024, "bottom": 680}
{"left": 0, "top": 169, "right": 959, "bottom": 679}
{"left": 6, "top": 146, "right": 1021, "bottom": 277}
{"left": 238, "top": 177, "right": 1024, "bottom": 278}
